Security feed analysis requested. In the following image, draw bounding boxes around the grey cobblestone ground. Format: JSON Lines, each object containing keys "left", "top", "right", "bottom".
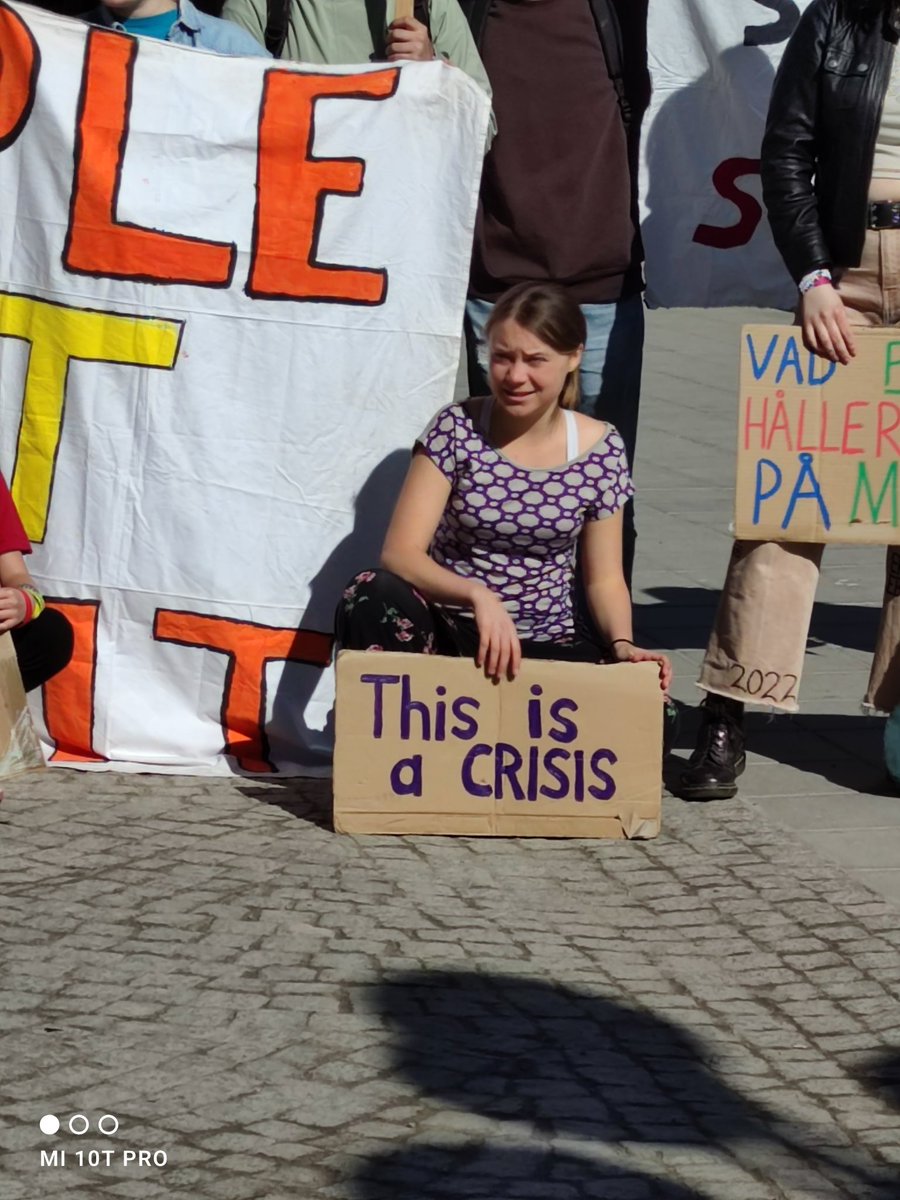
{"left": 2, "top": 772, "right": 900, "bottom": 1199}
{"left": 2, "top": 310, "right": 900, "bottom": 1199}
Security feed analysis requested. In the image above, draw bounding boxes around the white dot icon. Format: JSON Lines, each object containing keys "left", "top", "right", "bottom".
{"left": 97, "top": 1114, "right": 118, "bottom": 1136}
{"left": 39, "top": 1115, "right": 59, "bottom": 1135}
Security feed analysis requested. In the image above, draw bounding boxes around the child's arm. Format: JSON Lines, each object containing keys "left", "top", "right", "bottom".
{"left": 0, "top": 550, "right": 40, "bottom": 632}
{"left": 381, "top": 449, "right": 522, "bottom": 680}
{"left": 580, "top": 514, "right": 672, "bottom": 691}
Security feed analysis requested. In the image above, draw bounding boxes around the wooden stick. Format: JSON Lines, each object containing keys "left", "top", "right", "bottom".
{"left": 394, "top": 0, "right": 414, "bottom": 19}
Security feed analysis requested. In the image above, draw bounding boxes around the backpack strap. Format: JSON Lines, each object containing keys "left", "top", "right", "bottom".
{"left": 413, "top": 0, "right": 431, "bottom": 32}
{"left": 264, "top": 0, "right": 292, "bottom": 57}
{"left": 588, "top": 0, "right": 630, "bottom": 128}
{"left": 458, "top": 0, "right": 491, "bottom": 47}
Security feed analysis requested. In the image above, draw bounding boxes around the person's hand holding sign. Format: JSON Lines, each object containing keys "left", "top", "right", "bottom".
{"left": 387, "top": 0, "right": 435, "bottom": 61}
{"left": 800, "top": 282, "right": 856, "bottom": 366}
{"left": 0, "top": 587, "right": 26, "bottom": 633}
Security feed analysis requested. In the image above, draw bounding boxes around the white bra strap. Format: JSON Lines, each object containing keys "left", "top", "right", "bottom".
{"left": 564, "top": 409, "right": 578, "bottom": 460}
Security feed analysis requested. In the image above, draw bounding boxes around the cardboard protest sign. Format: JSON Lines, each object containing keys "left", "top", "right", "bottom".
{"left": 736, "top": 326, "right": 900, "bottom": 544}
{"left": 0, "top": 3, "right": 489, "bottom": 774}
{"left": 0, "top": 631, "right": 44, "bottom": 781}
{"left": 334, "top": 651, "right": 662, "bottom": 838}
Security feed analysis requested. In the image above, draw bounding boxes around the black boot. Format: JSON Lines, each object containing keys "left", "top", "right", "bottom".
{"left": 678, "top": 694, "right": 746, "bottom": 800}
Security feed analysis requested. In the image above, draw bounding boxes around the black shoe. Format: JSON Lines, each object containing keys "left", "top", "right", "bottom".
{"left": 678, "top": 695, "right": 746, "bottom": 801}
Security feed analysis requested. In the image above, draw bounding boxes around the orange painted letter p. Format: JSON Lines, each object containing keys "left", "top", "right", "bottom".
{"left": 0, "top": 1, "right": 39, "bottom": 150}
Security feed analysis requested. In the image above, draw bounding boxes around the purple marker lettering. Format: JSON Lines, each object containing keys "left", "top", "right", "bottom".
{"left": 526, "top": 744, "right": 539, "bottom": 801}
{"left": 539, "top": 748, "right": 569, "bottom": 799}
{"left": 450, "top": 695, "right": 480, "bottom": 740}
{"left": 434, "top": 685, "right": 447, "bottom": 742}
{"left": 400, "top": 673, "right": 430, "bottom": 741}
{"left": 461, "top": 743, "right": 491, "bottom": 797}
{"left": 360, "top": 673, "right": 401, "bottom": 738}
{"left": 548, "top": 698, "right": 578, "bottom": 744}
{"left": 528, "top": 684, "right": 543, "bottom": 738}
{"left": 494, "top": 742, "right": 524, "bottom": 800}
{"left": 573, "top": 749, "right": 585, "bottom": 802}
{"left": 588, "top": 748, "right": 618, "bottom": 800}
{"left": 390, "top": 754, "right": 422, "bottom": 797}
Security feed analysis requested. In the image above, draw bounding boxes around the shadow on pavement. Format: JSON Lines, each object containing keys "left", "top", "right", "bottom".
{"left": 665, "top": 704, "right": 893, "bottom": 797}
{"left": 238, "top": 778, "right": 333, "bottom": 830}
{"left": 635, "top": 586, "right": 880, "bottom": 655}
{"left": 853, "top": 1048, "right": 900, "bottom": 1115}
{"left": 350, "top": 1144, "right": 712, "bottom": 1199}
{"left": 359, "top": 970, "right": 895, "bottom": 1198}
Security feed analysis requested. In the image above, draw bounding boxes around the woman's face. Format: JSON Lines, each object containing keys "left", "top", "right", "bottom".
{"left": 488, "top": 319, "right": 582, "bottom": 418}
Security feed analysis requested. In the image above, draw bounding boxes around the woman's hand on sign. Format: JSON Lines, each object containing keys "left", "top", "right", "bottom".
{"left": 0, "top": 586, "right": 27, "bottom": 632}
{"left": 612, "top": 640, "right": 672, "bottom": 692}
{"left": 801, "top": 285, "right": 856, "bottom": 366}
{"left": 472, "top": 587, "right": 521, "bottom": 681}
{"left": 386, "top": 16, "right": 434, "bottom": 61}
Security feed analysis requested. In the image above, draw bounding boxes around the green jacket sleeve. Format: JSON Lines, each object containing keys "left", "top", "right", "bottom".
{"left": 426, "top": 0, "right": 495, "bottom": 144}
{"left": 221, "top": 0, "right": 268, "bottom": 49}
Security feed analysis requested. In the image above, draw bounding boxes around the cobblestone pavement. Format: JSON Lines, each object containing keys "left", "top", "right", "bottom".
{"left": 2, "top": 310, "right": 900, "bottom": 1199}
{"left": 2, "top": 772, "right": 900, "bottom": 1200}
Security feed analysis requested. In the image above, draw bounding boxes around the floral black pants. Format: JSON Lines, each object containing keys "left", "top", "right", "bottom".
{"left": 336, "top": 570, "right": 678, "bottom": 754}
{"left": 335, "top": 569, "right": 604, "bottom": 663}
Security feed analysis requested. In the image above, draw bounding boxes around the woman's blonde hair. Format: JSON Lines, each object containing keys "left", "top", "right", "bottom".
{"left": 484, "top": 282, "right": 586, "bottom": 410}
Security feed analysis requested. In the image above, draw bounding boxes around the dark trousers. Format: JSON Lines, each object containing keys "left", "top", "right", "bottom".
{"left": 335, "top": 569, "right": 605, "bottom": 663}
{"left": 12, "top": 608, "right": 74, "bottom": 692}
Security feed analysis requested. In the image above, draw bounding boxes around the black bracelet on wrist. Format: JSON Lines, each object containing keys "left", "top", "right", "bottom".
{"left": 611, "top": 638, "right": 634, "bottom": 647}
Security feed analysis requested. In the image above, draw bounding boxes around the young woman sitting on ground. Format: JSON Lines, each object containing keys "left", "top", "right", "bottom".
{"left": 335, "top": 281, "right": 671, "bottom": 701}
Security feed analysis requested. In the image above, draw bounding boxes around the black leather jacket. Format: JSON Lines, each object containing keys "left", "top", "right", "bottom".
{"left": 762, "top": 0, "right": 899, "bottom": 282}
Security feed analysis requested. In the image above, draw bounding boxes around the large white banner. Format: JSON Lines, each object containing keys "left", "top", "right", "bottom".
{"left": 643, "top": 0, "right": 813, "bottom": 309}
{"left": 0, "top": 3, "right": 489, "bottom": 774}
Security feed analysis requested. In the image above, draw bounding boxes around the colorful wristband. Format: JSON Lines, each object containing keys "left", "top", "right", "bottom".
{"left": 798, "top": 268, "right": 833, "bottom": 294}
{"left": 18, "top": 587, "right": 33, "bottom": 625}
{"left": 18, "top": 585, "right": 44, "bottom": 624}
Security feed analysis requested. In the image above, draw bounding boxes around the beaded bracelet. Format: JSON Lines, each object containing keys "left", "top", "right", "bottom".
{"left": 798, "top": 268, "right": 833, "bottom": 294}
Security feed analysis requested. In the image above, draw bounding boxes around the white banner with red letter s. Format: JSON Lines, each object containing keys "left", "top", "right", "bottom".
{"left": 642, "top": 0, "right": 813, "bottom": 309}
{"left": 0, "top": 3, "right": 489, "bottom": 774}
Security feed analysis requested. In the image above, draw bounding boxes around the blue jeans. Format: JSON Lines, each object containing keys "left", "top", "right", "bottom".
{"left": 464, "top": 294, "right": 644, "bottom": 583}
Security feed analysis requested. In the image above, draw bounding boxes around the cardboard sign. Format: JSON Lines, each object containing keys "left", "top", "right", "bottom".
{"left": 333, "top": 651, "right": 662, "bottom": 838}
{"left": 735, "top": 325, "right": 900, "bottom": 544}
{"left": 0, "top": 631, "right": 44, "bottom": 781}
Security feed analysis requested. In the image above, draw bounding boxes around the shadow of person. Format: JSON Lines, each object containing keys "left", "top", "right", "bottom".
{"left": 364, "top": 970, "right": 895, "bottom": 1194}
{"left": 350, "top": 1144, "right": 713, "bottom": 1200}
{"left": 852, "top": 1048, "right": 900, "bottom": 1115}
{"left": 633, "top": 585, "right": 881, "bottom": 655}
{"left": 368, "top": 971, "right": 771, "bottom": 1143}
{"left": 265, "top": 449, "right": 410, "bottom": 770}
{"left": 642, "top": 43, "right": 789, "bottom": 309}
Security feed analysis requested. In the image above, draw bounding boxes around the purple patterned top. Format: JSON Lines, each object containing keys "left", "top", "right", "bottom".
{"left": 417, "top": 399, "right": 634, "bottom": 642}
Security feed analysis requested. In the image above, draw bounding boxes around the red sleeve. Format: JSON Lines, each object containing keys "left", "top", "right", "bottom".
{"left": 0, "top": 474, "right": 31, "bottom": 556}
